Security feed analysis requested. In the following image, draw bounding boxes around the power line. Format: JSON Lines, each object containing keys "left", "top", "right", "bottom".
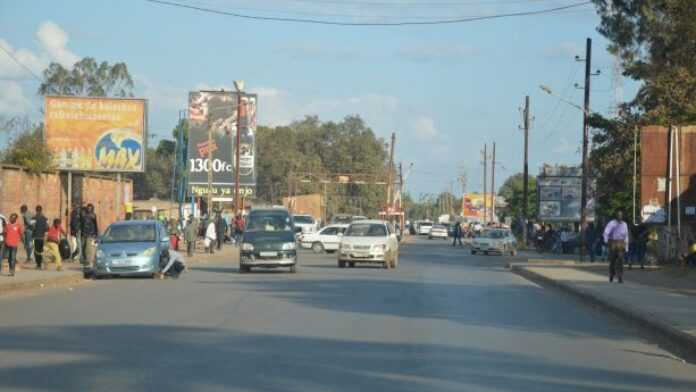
{"left": 0, "top": 44, "right": 42, "bottom": 82}
{"left": 283, "top": 0, "right": 558, "bottom": 7}
{"left": 145, "top": 0, "right": 593, "bottom": 26}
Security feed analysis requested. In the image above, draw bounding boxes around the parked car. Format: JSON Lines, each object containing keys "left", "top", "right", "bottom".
{"left": 471, "top": 228, "right": 517, "bottom": 256}
{"left": 299, "top": 224, "right": 349, "bottom": 253}
{"left": 418, "top": 221, "right": 433, "bottom": 235}
{"left": 94, "top": 220, "right": 170, "bottom": 279}
{"left": 338, "top": 220, "right": 399, "bottom": 269}
{"left": 293, "top": 214, "right": 319, "bottom": 235}
{"left": 239, "top": 208, "right": 298, "bottom": 273}
{"left": 428, "top": 224, "right": 449, "bottom": 240}
{"left": 331, "top": 214, "right": 353, "bottom": 225}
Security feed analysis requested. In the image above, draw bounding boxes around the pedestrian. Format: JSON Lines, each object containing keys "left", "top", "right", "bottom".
{"left": 215, "top": 212, "right": 227, "bottom": 250}
{"left": 0, "top": 213, "right": 6, "bottom": 267}
{"left": 32, "top": 205, "right": 48, "bottom": 270}
{"left": 585, "top": 222, "right": 597, "bottom": 262}
{"left": 157, "top": 249, "right": 186, "bottom": 279}
{"left": 234, "top": 213, "right": 245, "bottom": 243}
{"left": 560, "top": 227, "right": 570, "bottom": 254}
{"left": 184, "top": 216, "right": 197, "bottom": 257}
{"left": 44, "top": 218, "right": 65, "bottom": 271}
{"left": 629, "top": 223, "right": 648, "bottom": 270}
{"left": 603, "top": 210, "right": 629, "bottom": 283}
{"left": 69, "top": 206, "right": 82, "bottom": 261}
{"left": 204, "top": 219, "right": 216, "bottom": 254}
{"left": 2, "top": 213, "right": 23, "bottom": 276}
{"left": 80, "top": 204, "right": 99, "bottom": 267}
{"left": 452, "top": 221, "right": 463, "bottom": 247}
{"left": 20, "top": 205, "right": 34, "bottom": 263}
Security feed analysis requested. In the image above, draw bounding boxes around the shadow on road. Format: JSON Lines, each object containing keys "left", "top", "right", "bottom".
{"left": 0, "top": 325, "right": 694, "bottom": 392}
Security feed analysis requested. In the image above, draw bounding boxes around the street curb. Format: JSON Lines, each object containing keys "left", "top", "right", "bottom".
{"left": 510, "top": 264, "right": 696, "bottom": 364}
{"left": 0, "top": 272, "right": 87, "bottom": 297}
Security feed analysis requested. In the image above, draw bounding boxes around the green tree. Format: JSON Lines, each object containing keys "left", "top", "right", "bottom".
{"left": 38, "top": 57, "right": 134, "bottom": 98}
{"left": 130, "top": 139, "right": 175, "bottom": 200}
{"left": 3, "top": 124, "right": 54, "bottom": 174}
{"left": 592, "top": 0, "right": 696, "bottom": 124}
{"left": 497, "top": 173, "right": 537, "bottom": 220}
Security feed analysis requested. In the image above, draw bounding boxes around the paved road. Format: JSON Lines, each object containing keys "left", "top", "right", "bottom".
{"left": 2, "top": 237, "right": 696, "bottom": 391}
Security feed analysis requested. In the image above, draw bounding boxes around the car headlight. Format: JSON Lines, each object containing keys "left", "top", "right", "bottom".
{"left": 281, "top": 242, "right": 296, "bottom": 251}
{"left": 241, "top": 243, "right": 254, "bottom": 251}
{"left": 373, "top": 244, "right": 387, "bottom": 252}
{"left": 141, "top": 247, "right": 157, "bottom": 257}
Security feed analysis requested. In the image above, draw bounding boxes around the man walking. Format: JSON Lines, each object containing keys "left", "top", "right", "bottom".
{"left": 184, "top": 216, "right": 197, "bottom": 257}
{"left": 233, "top": 214, "right": 245, "bottom": 244}
{"left": 20, "top": 205, "right": 33, "bottom": 263}
{"left": 2, "top": 213, "right": 23, "bottom": 276}
{"left": 603, "top": 210, "right": 629, "bottom": 283}
{"left": 80, "top": 204, "right": 99, "bottom": 267}
{"left": 204, "top": 218, "right": 216, "bottom": 254}
{"left": 215, "top": 212, "right": 227, "bottom": 250}
{"left": 69, "top": 206, "right": 82, "bottom": 262}
{"left": 45, "top": 218, "right": 65, "bottom": 271}
{"left": 452, "top": 221, "right": 463, "bottom": 247}
{"left": 32, "top": 205, "right": 48, "bottom": 270}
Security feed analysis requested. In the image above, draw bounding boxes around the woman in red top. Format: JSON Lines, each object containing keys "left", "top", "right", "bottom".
{"left": 45, "top": 218, "right": 65, "bottom": 271}
{"left": 3, "top": 213, "right": 23, "bottom": 276}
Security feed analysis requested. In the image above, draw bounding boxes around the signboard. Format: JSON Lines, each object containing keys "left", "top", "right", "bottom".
{"left": 45, "top": 96, "right": 147, "bottom": 172}
{"left": 461, "top": 193, "right": 495, "bottom": 222}
{"left": 537, "top": 171, "right": 595, "bottom": 222}
{"left": 642, "top": 203, "right": 666, "bottom": 223}
{"left": 186, "top": 90, "right": 257, "bottom": 198}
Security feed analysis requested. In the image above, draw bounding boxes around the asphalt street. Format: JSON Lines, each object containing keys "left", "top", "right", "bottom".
{"left": 2, "top": 236, "right": 696, "bottom": 391}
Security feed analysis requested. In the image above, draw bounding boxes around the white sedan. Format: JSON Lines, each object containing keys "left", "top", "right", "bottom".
{"left": 338, "top": 220, "right": 399, "bottom": 269}
{"left": 428, "top": 224, "right": 449, "bottom": 240}
{"left": 471, "top": 229, "right": 518, "bottom": 256}
{"left": 299, "top": 224, "right": 348, "bottom": 253}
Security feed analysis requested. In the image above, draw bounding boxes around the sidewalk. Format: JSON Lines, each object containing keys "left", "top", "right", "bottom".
{"left": 510, "top": 260, "right": 696, "bottom": 362}
{"left": 0, "top": 244, "right": 239, "bottom": 296}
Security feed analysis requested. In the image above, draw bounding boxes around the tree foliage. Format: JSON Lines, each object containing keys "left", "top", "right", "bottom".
{"left": 255, "top": 115, "right": 389, "bottom": 217}
{"left": 592, "top": 0, "right": 696, "bottom": 124}
{"left": 497, "top": 173, "right": 537, "bottom": 220}
{"left": 2, "top": 124, "right": 55, "bottom": 174}
{"left": 38, "top": 57, "right": 134, "bottom": 98}
{"left": 130, "top": 140, "right": 175, "bottom": 200}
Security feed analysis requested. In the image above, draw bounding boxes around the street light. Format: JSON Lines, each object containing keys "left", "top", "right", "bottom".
{"left": 233, "top": 80, "right": 245, "bottom": 218}
{"left": 539, "top": 85, "right": 587, "bottom": 114}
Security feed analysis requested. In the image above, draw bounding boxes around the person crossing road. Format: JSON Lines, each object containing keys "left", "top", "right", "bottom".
{"left": 603, "top": 210, "right": 629, "bottom": 284}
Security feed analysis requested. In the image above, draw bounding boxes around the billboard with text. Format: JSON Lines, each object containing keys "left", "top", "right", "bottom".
{"left": 45, "top": 96, "right": 147, "bottom": 172}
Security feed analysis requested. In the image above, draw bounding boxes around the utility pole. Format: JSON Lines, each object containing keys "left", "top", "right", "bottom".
{"left": 206, "top": 108, "right": 213, "bottom": 216}
{"left": 522, "top": 95, "right": 530, "bottom": 246}
{"left": 482, "top": 144, "right": 488, "bottom": 225}
{"left": 399, "top": 162, "right": 404, "bottom": 231}
{"left": 233, "top": 83, "right": 244, "bottom": 218}
{"left": 386, "top": 132, "right": 396, "bottom": 218}
{"left": 491, "top": 142, "right": 496, "bottom": 223}
{"left": 579, "top": 38, "right": 592, "bottom": 261}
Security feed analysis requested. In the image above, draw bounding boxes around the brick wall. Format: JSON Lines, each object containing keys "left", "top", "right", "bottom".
{"left": 0, "top": 165, "right": 132, "bottom": 234}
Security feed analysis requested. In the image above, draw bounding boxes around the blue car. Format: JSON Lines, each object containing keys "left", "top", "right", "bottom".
{"left": 94, "top": 220, "right": 170, "bottom": 278}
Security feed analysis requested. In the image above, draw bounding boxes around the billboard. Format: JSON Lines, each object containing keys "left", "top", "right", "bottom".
{"left": 187, "top": 91, "right": 257, "bottom": 199}
{"left": 537, "top": 165, "right": 595, "bottom": 222}
{"left": 45, "top": 96, "right": 147, "bottom": 172}
{"left": 461, "top": 193, "right": 495, "bottom": 222}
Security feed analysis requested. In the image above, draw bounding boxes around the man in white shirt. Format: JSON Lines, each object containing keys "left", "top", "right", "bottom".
{"left": 603, "top": 210, "right": 629, "bottom": 283}
{"left": 205, "top": 219, "right": 217, "bottom": 254}
{"left": 158, "top": 249, "right": 186, "bottom": 279}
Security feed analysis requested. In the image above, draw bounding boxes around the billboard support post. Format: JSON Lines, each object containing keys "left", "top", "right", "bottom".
{"left": 580, "top": 38, "right": 592, "bottom": 262}
{"left": 234, "top": 89, "right": 242, "bottom": 217}
{"left": 67, "top": 171, "right": 72, "bottom": 231}
{"left": 207, "top": 113, "right": 213, "bottom": 217}
{"left": 116, "top": 173, "right": 122, "bottom": 220}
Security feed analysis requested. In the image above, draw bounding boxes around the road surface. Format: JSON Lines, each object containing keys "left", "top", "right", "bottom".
{"left": 1, "top": 236, "right": 696, "bottom": 391}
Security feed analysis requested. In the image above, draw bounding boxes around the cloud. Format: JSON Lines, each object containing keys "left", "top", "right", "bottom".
{"left": 277, "top": 42, "right": 364, "bottom": 61}
{"left": 0, "top": 39, "right": 45, "bottom": 80}
{"left": 396, "top": 44, "right": 479, "bottom": 63}
{"left": 36, "top": 21, "right": 80, "bottom": 68}
{"left": 543, "top": 41, "right": 583, "bottom": 60}
{"left": 0, "top": 81, "right": 32, "bottom": 115}
{"left": 412, "top": 115, "right": 439, "bottom": 140}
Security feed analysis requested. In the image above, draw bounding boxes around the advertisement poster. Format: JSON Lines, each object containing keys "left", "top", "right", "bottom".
{"left": 187, "top": 91, "right": 257, "bottom": 198}
{"left": 537, "top": 171, "right": 595, "bottom": 222}
{"left": 45, "top": 96, "right": 147, "bottom": 172}
{"left": 461, "top": 193, "right": 495, "bottom": 222}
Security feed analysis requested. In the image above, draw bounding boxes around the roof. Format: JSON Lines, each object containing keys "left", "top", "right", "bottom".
{"left": 249, "top": 208, "right": 290, "bottom": 214}
{"left": 109, "top": 219, "right": 161, "bottom": 227}
{"left": 348, "top": 219, "right": 387, "bottom": 225}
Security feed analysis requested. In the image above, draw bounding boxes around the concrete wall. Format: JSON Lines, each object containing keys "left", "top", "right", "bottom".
{"left": 0, "top": 165, "right": 132, "bottom": 233}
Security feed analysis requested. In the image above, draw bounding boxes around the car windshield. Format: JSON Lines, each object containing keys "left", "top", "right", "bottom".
{"left": 345, "top": 223, "right": 387, "bottom": 237}
{"left": 294, "top": 215, "right": 314, "bottom": 224}
{"left": 247, "top": 213, "right": 293, "bottom": 232}
{"left": 482, "top": 230, "right": 507, "bottom": 239}
{"left": 102, "top": 224, "right": 156, "bottom": 243}
{"left": 421, "top": 222, "right": 432, "bottom": 227}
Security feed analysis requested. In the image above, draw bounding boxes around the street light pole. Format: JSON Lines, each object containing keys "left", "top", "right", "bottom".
{"left": 234, "top": 80, "right": 245, "bottom": 218}
{"left": 522, "top": 95, "right": 530, "bottom": 247}
{"left": 580, "top": 38, "right": 592, "bottom": 262}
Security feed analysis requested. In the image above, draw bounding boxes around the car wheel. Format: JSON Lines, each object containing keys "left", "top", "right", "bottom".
{"left": 349, "top": 262, "right": 355, "bottom": 268}
{"left": 239, "top": 265, "right": 250, "bottom": 273}
{"left": 483, "top": 251, "right": 488, "bottom": 255}
{"left": 428, "top": 236, "right": 433, "bottom": 240}
{"left": 471, "top": 250, "right": 476, "bottom": 255}
{"left": 338, "top": 260, "right": 346, "bottom": 268}
{"left": 289, "top": 265, "right": 297, "bottom": 273}
{"left": 383, "top": 262, "right": 389, "bottom": 269}
{"left": 312, "top": 242, "right": 324, "bottom": 254}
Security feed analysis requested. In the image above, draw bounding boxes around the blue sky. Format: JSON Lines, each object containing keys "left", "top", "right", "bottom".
{"left": 0, "top": 0, "right": 637, "bottom": 197}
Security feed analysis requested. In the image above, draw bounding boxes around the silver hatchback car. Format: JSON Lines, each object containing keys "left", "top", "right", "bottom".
{"left": 94, "top": 220, "right": 170, "bottom": 278}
